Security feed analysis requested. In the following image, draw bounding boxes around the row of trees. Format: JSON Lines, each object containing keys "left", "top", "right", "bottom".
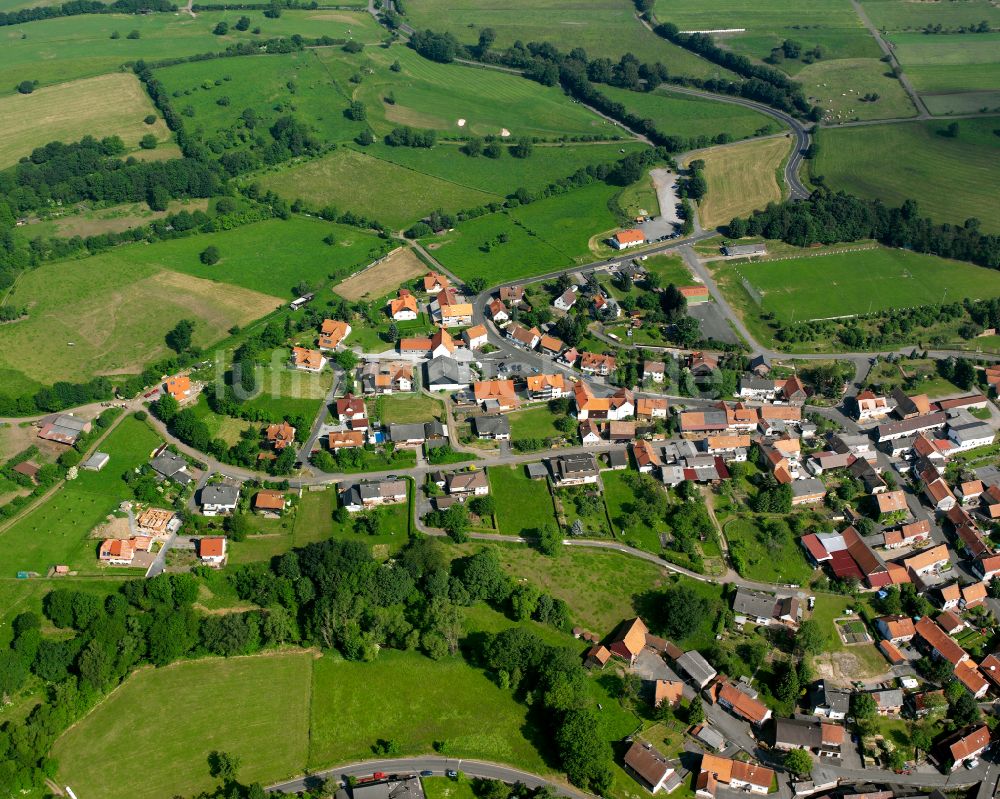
{"left": 0, "top": 0, "right": 174, "bottom": 27}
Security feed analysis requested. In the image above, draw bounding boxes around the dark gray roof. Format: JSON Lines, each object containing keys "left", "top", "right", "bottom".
{"left": 389, "top": 423, "right": 427, "bottom": 442}
{"left": 791, "top": 478, "right": 826, "bottom": 497}
{"left": 474, "top": 415, "right": 511, "bottom": 436}
{"left": 425, "top": 356, "right": 471, "bottom": 387}
{"left": 810, "top": 680, "right": 850, "bottom": 713}
{"left": 554, "top": 453, "right": 599, "bottom": 479}
{"left": 201, "top": 484, "right": 239, "bottom": 506}
{"left": 733, "top": 587, "right": 778, "bottom": 620}
{"left": 525, "top": 462, "right": 549, "bottom": 479}
{"left": 693, "top": 724, "right": 725, "bottom": 749}
{"left": 676, "top": 650, "right": 716, "bottom": 685}
{"left": 607, "top": 449, "right": 628, "bottom": 467}
{"left": 151, "top": 452, "right": 189, "bottom": 480}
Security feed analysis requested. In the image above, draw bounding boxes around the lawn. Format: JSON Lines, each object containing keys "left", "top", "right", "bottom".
{"left": 375, "top": 393, "right": 444, "bottom": 425}
{"left": 330, "top": 491, "right": 411, "bottom": 555}
{"left": 0, "top": 415, "right": 163, "bottom": 576}
{"left": 643, "top": 253, "right": 698, "bottom": 287}
{"left": 556, "top": 485, "right": 611, "bottom": 537}
{"left": 423, "top": 182, "right": 622, "bottom": 283}
{"left": 230, "top": 488, "right": 337, "bottom": 564}
{"left": 736, "top": 246, "right": 1000, "bottom": 323}
{"left": 0, "top": 10, "right": 381, "bottom": 95}
{"left": 723, "top": 516, "right": 815, "bottom": 586}
{"left": 488, "top": 465, "right": 558, "bottom": 537}
{"left": 813, "top": 118, "right": 1000, "bottom": 232}
{"left": 598, "top": 85, "right": 781, "bottom": 141}
{"left": 402, "top": 0, "right": 740, "bottom": 77}
{"left": 0, "top": 72, "right": 170, "bottom": 167}
{"left": 308, "top": 649, "right": 551, "bottom": 772}
{"left": 52, "top": 652, "right": 313, "bottom": 799}
{"left": 689, "top": 135, "right": 791, "bottom": 228}
{"left": 508, "top": 406, "right": 565, "bottom": 441}
{"left": 601, "top": 470, "right": 666, "bottom": 555}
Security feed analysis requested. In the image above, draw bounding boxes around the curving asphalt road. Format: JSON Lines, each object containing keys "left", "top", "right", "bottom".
{"left": 267, "top": 757, "right": 591, "bottom": 799}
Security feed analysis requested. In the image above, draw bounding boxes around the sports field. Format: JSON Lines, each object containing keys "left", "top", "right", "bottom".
{"left": 403, "top": 0, "right": 740, "bottom": 77}
{"left": 738, "top": 247, "right": 1000, "bottom": 322}
{"left": 0, "top": 11, "right": 381, "bottom": 94}
{"left": 0, "top": 416, "right": 162, "bottom": 575}
{"left": 53, "top": 653, "right": 314, "bottom": 799}
{"left": 320, "top": 45, "right": 610, "bottom": 139}
{"left": 597, "top": 85, "right": 779, "bottom": 141}
{"left": 0, "top": 73, "right": 169, "bottom": 167}
{"left": 690, "top": 135, "right": 790, "bottom": 228}
{"left": 423, "top": 181, "right": 621, "bottom": 282}
{"left": 309, "top": 649, "right": 550, "bottom": 770}
{"left": 813, "top": 118, "right": 1000, "bottom": 231}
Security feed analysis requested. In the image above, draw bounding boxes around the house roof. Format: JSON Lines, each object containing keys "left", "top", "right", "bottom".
{"left": 914, "top": 616, "right": 968, "bottom": 665}
{"left": 389, "top": 293, "right": 418, "bottom": 317}
{"left": 903, "top": 544, "right": 949, "bottom": 573}
{"left": 100, "top": 538, "right": 135, "bottom": 560}
{"left": 615, "top": 229, "right": 645, "bottom": 245}
{"left": 166, "top": 374, "right": 190, "bottom": 399}
{"left": 446, "top": 470, "right": 488, "bottom": 493}
{"left": 955, "top": 661, "right": 989, "bottom": 695}
{"left": 937, "top": 609, "right": 964, "bottom": 632}
{"left": 637, "top": 398, "right": 669, "bottom": 416}
{"left": 963, "top": 582, "right": 988, "bottom": 604}
{"left": 254, "top": 490, "right": 286, "bottom": 510}
{"left": 579, "top": 351, "right": 617, "bottom": 371}
{"left": 423, "top": 271, "right": 449, "bottom": 291}
{"left": 526, "top": 373, "right": 565, "bottom": 393}
{"left": 623, "top": 741, "right": 673, "bottom": 788}
{"left": 879, "top": 639, "right": 905, "bottom": 664}
{"left": 473, "top": 415, "right": 511, "bottom": 436}
{"left": 464, "top": 324, "right": 488, "bottom": 342}
{"left": 400, "top": 336, "right": 433, "bottom": 352}
{"left": 610, "top": 617, "right": 649, "bottom": 659}
{"left": 876, "top": 490, "right": 908, "bottom": 514}
{"left": 473, "top": 379, "right": 518, "bottom": 407}
{"left": 715, "top": 680, "right": 771, "bottom": 724}
{"left": 320, "top": 319, "right": 351, "bottom": 345}
{"left": 329, "top": 430, "right": 365, "bottom": 448}
{"left": 266, "top": 420, "right": 296, "bottom": 448}
{"left": 199, "top": 537, "right": 226, "bottom": 558}
{"left": 539, "top": 334, "right": 564, "bottom": 353}
{"left": 877, "top": 615, "right": 915, "bottom": 639}
{"left": 293, "top": 346, "right": 324, "bottom": 369}
{"left": 653, "top": 679, "right": 683, "bottom": 707}
{"left": 947, "top": 725, "right": 990, "bottom": 762}
{"left": 201, "top": 484, "right": 239, "bottom": 506}
{"left": 732, "top": 587, "right": 777, "bottom": 620}
{"left": 585, "top": 644, "right": 612, "bottom": 665}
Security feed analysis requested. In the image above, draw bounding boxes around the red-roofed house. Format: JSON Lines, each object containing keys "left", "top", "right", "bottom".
{"left": 611, "top": 229, "right": 646, "bottom": 250}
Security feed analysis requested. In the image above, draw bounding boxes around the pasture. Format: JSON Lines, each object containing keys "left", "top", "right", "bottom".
{"left": 333, "top": 247, "right": 425, "bottom": 301}
{"left": 0, "top": 73, "right": 169, "bottom": 167}
{"left": 0, "top": 245, "right": 281, "bottom": 389}
{"left": 890, "top": 31, "right": 1000, "bottom": 112}
{"left": 403, "top": 0, "right": 740, "bottom": 77}
{"left": 0, "top": 416, "right": 162, "bottom": 576}
{"left": 308, "top": 649, "right": 551, "bottom": 771}
{"left": 422, "top": 181, "right": 621, "bottom": 282}
{"left": 798, "top": 58, "right": 918, "bottom": 122}
{"left": 737, "top": 246, "right": 1000, "bottom": 322}
{"left": 813, "top": 118, "right": 1000, "bottom": 231}
{"left": 689, "top": 135, "right": 790, "bottom": 228}
{"left": 0, "top": 11, "right": 380, "bottom": 94}
{"left": 321, "top": 45, "right": 610, "bottom": 139}
{"left": 53, "top": 652, "right": 313, "bottom": 799}
{"left": 488, "top": 465, "right": 557, "bottom": 536}
{"left": 860, "top": 0, "right": 1000, "bottom": 31}
{"left": 597, "top": 85, "right": 780, "bottom": 141}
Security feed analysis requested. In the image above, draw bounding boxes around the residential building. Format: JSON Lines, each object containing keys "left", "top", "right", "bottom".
{"left": 328, "top": 430, "right": 365, "bottom": 450}
{"left": 559, "top": 347, "right": 579, "bottom": 367}
{"left": 875, "top": 615, "right": 916, "bottom": 643}
{"left": 773, "top": 717, "right": 844, "bottom": 758}
{"left": 506, "top": 323, "right": 541, "bottom": 350}
{"left": 732, "top": 587, "right": 780, "bottom": 625}
{"left": 893, "top": 389, "right": 932, "bottom": 419}
{"left": 610, "top": 229, "right": 646, "bottom": 250}
{"left": 579, "top": 351, "right": 617, "bottom": 376}
{"left": 914, "top": 616, "right": 969, "bottom": 666}
{"left": 937, "top": 610, "right": 964, "bottom": 635}
{"left": 149, "top": 451, "right": 191, "bottom": 485}
{"left": 488, "top": 299, "right": 509, "bottom": 324}
{"left": 431, "top": 289, "right": 473, "bottom": 327}
{"left": 200, "top": 484, "right": 240, "bottom": 516}
{"left": 551, "top": 453, "right": 600, "bottom": 486}
{"left": 360, "top": 360, "right": 413, "bottom": 395}
{"left": 853, "top": 390, "right": 890, "bottom": 422}
{"left": 423, "top": 271, "right": 449, "bottom": 293}
{"left": 197, "top": 536, "right": 227, "bottom": 566}
{"left": 500, "top": 285, "right": 524, "bottom": 305}
{"left": 553, "top": 288, "right": 577, "bottom": 311}
{"left": 446, "top": 470, "right": 489, "bottom": 496}
{"left": 923, "top": 473, "right": 957, "bottom": 512}
{"left": 695, "top": 755, "right": 773, "bottom": 798}
{"left": 388, "top": 290, "right": 418, "bottom": 321}
{"left": 883, "top": 520, "right": 931, "bottom": 549}
{"left": 876, "top": 490, "right": 908, "bottom": 516}
{"left": 253, "top": 489, "right": 287, "bottom": 514}
{"left": 99, "top": 538, "right": 136, "bottom": 566}
{"left": 710, "top": 679, "right": 772, "bottom": 726}
{"left": 810, "top": 681, "right": 850, "bottom": 720}
{"left": 425, "top": 356, "right": 471, "bottom": 392}
{"left": 961, "top": 582, "right": 988, "bottom": 609}
{"left": 738, "top": 375, "right": 777, "bottom": 401}
{"left": 643, "top": 361, "right": 666, "bottom": 383}
{"left": 955, "top": 661, "right": 989, "bottom": 699}
{"left": 940, "top": 725, "right": 990, "bottom": 771}
{"left": 869, "top": 688, "right": 903, "bottom": 716}
{"left": 791, "top": 478, "right": 827, "bottom": 506}
{"left": 340, "top": 479, "right": 408, "bottom": 512}
{"left": 474, "top": 380, "right": 519, "bottom": 411}
{"left": 538, "top": 334, "right": 564, "bottom": 357}
{"left": 573, "top": 382, "right": 633, "bottom": 421}
{"left": 623, "top": 741, "right": 681, "bottom": 794}
{"left": 336, "top": 395, "right": 367, "bottom": 427}
{"left": 580, "top": 421, "right": 602, "bottom": 446}
{"left": 903, "top": 544, "right": 949, "bottom": 577}
{"left": 291, "top": 346, "right": 324, "bottom": 372}
{"left": 463, "top": 324, "right": 488, "bottom": 350}
{"left": 608, "top": 617, "right": 648, "bottom": 665}
{"left": 526, "top": 373, "right": 569, "bottom": 401}
{"left": 318, "top": 319, "right": 351, "bottom": 350}
{"left": 430, "top": 326, "right": 459, "bottom": 359}
{"left": 165, "top": 375, "right": 193, "bottom": 403}
{"left": 474, "top": 415, "right": 511, "bottom": 440}
{"left": 636, "top": 398, "right": 668, "bottom": 420}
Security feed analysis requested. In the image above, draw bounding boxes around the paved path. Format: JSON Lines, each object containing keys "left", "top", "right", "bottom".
{"left": 268, "top": 757, "right": 591, "bottom": 799}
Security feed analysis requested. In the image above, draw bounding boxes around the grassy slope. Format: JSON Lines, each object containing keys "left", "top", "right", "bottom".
{"left": 488, "top": 465, "right": 558, "bottom": 536}
{"left": 692, "top": 136, "right": 790, "bottom": 228}
{"left": 0, "top": 73, "right": 170, "bottom": 167}
{"left": 738, "top": 246, "right": 1000, "bottom": 322}
{"left": 814, "top": 118, "right": 1000, "bottom": 232}
{"left": 53, "top": 653, "right": 313, "bottom": 799}
{"left": 0, "top": 416, "right": 162, "bottom": 575}
{"left": 0, "top": 10, "right": 381, "bottom": 94}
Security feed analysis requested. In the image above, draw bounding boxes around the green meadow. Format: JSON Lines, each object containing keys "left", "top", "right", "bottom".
{"left": 0, "top": 10, "right": 380, "bottom": 94}
{"left": 813, "top": 118, "right": 1000, "bottom": 231}
{"left": 739, "top": 246, "right": 1000, "bottom": 322}
{"left": 488, "top": 465, "right": 557, "bottom": 536}
{"left": 861, "top": 0, "right": 1000, "bottom": 31}
{"left": 0, "top": 416, "right": 162, "bottom": 576}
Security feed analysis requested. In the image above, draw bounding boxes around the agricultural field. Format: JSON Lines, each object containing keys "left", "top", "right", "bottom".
{"left": 488, "top": 465, "right": 558, "bottom": 536}
{"left": 0, "top": 11, "right": 381, "bottom": 94}
{"left": 597, "top": 85, "right": 781, "bottom": 141}
{"left": 320, "top": 45, "right": 612, "bottom": 139}
{"left": 423, "top": 182, "right": 623, "bottom": 283}
{"left": 891, "top": 32, "right": 1000, "bottom": 92}
{"left": 733, "top": 246, "right": 1000, "bottom": 323}
{"left": 403, "top": 0, "right": 741, "bottom": 77}
{"left": 860, "top": 0, "right": 1000, "bottom": 32}
{"left": 0, "top": 415, "right": 162, "bottom": 576}
{"left": 334, "top": 247, "right": 426, "bottom": 302}
{"left": 813, "top": 118, "right": 1000, "bottom": 231}
{"left": 0, "top": 231, "right": 289, "bottom": 390}
{"left": 0, "top": 73, "right": 170, "bottom": 167}
{"left": 308, "top": 649, "right": 551, "bottom": 771}
{"left": 798, "top": 58, "right": 918, "bottom": 122}
{"left": 52, "top": 652, "right": 314, "bottom": 799}
{"left": 688, "top": 135, "right": 791, "bottom": 229}
{"left": 22, "top": 198, "right": 212, "bottom": 240}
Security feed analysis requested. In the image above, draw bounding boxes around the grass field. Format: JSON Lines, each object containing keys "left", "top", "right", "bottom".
{"left": 861, "top": 0, "right": 1000, "bottom": 31}
{"left": 508, "top": 406, "right": 564, "bottom": 441}
{"left": 424, "top": 182, "right": 622, "bottom": 282}
{"left": 0, "top": 245, "right": 282, "bottom": 389}
{"left": 798, "top": 58, "right": 918, "bottom": 122}
{"left": 403, "top": 0, "right": 740, "bottom": 77}
{"left": 0, "top": 416, "right": 162, "bottom": 576}
{"left": 23, "top": 198, "right": 212, "bottom": 240}
{"left": 737, "top": 246, "right": 1000, "bottom": 323}
{"left": 308, "top": 649, "right": 551, "bottom": 771}
{"left": 321, "top": 45, "right": 610, "bottom": 139}
{"left": 488, "top": 465, "right": 557, "bottom": 536}
{"left": 690, "top": 136, "right": 790, "bottom": 228}
{"left": 0, "top": 11, "right": 382, "bottom": 94}
{"left": 0, "top": 73, "right": 170, "bottom": 167}
{"left": 375, "top": 393, "right": 443, "bottom": 425}
{"left": 53, "top": 652, "right": 313, "bottom": 799}
{"left": 601, "top": 470, "right": 664, "bottom": 555}
{"left": 334, "top": 247, "right": 425, "bottom": 301}
{"left": 229, "top": 488, "right": 338, "bottom": 564}
{"left": 891, "top": 32, "right": 1000, "bottom": 90}
{"left": 813, "top": 119, "right": 1000, "bottom": 231}
{"left": 724, "top": 516, "right": 815, "bottom": 585}
{"left": 597, "top": 85, "right": 779, "bottom": 141}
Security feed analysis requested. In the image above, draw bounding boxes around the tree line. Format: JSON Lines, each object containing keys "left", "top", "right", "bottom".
{"left": 0, "top": 0, "right": 174, "bottom": 27}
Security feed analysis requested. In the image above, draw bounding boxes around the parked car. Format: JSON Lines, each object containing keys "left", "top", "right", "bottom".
{"left": 446, "top": 770, "right": 458, "bottom": 779}
{"left": 420, "top": 771, "right": 433, "bottom": 777}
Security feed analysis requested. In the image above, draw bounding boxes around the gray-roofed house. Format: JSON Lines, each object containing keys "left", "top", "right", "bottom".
{"left": 774, "top": 717, "right": 844, "bottom": 758}
{"left": 550, "top": 453, "right": 600, "bottom": 485}
{"left": 791, "top": 478, "right": 827, "bottom": 506}
{"left": 606, "top": 449, "right": 628, "bottom": 470}
{"left": 200, "top": 484, "right": 240, "bottom": 516}
{"left": 474, "top": 415, "right": 511, "bottom": 441}
{"left": 425, "top": 356, "right": 472, "bottom": 392}
{"left": 526, "top": 462, "right": 549, "bottom": 480}
{"left": 676, "top": 650, "right": 717, "bottom": 688}
{"left": 692, "top": 724, "right": 726, "bottom": 752}
{"left": 810, "top": 680, "right": 850, "bottom": 720}
{"left": 446, "top": 470, "right": 489, "bottom": 496}
{"left": 870, "top": 688, "right": 904, "bottom": 716}
{"left": 340, "top": 479, "right": 408, "bottom": 512}
{"left": 37, "top": 413, "right": 91, "bottom": 445}
{"left": 622, "top": 741, "right": 682, "bottom": 794}
{"left": 150, "top": 452, "right": 192, "bottom": 485}
{"left": 732, "top": 588, "right": 779, "bottom": 625}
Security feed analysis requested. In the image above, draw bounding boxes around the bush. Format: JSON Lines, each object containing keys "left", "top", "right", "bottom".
{"left": 139, "top": 134, "right": 158, "bottom": 150}
{"left": 16, "top": 80, "right": 34, "bottom": 94}
{"left": 200, "top": 246, "right": 220, "bottom": 265}
{"left": 143, "top": 114, "right": 157, "bottom": 125}
{"left": 127, "top": 29, "right": 140, "bottom": 39}
{"left": 213, "top": 21, "right": 229, "bottom": 35}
